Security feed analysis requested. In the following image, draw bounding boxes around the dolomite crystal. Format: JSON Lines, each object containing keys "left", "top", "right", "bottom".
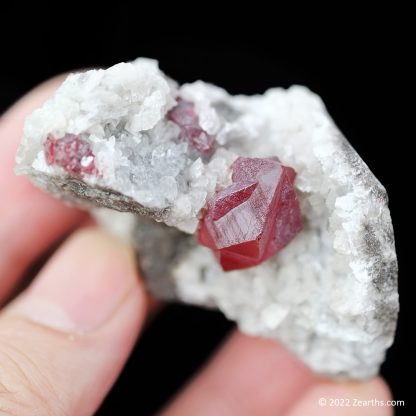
{"left": 15, "top": 58, "right": 398, "bottom": 379}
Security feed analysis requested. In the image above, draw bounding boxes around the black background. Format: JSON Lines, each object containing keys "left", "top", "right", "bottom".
{"left": 0, "top": 9, "right": 412, "bottom": 415}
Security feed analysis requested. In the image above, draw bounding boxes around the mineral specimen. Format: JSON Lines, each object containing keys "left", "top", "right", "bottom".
{"left": 15, "top": 58, "right": 398, "bottom": 380}
{"left": 198, "top": 157, "right": 302, "bottom": 271}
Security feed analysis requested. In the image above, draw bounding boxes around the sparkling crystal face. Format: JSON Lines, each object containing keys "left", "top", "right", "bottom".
{"left": 167, "top": 99, "right": 216, "bottom": 156}
{"left": 198, "top": 157, "right": 303, "bottom": 271}
{"left": 44, "top": 133, "right": 98, "bottom": 176}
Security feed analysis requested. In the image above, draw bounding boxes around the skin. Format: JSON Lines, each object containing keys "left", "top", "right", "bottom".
{"left": 0, "top": 76, "right": 393, "bottom": 415}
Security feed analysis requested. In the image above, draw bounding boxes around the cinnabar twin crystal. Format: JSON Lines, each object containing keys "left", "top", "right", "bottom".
{"left": 167, "top": 99, "right": 216, "bottom": 156}
{"left": 44, "top": 133, "right": 98, "bottom": 176}
{"left": 198, "top": 157, "right": 303, "bottom": 271}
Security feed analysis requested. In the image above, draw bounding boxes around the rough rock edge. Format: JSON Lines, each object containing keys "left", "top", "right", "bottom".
{"left": 28, "top": 172, "right": 168, "bottom": 221}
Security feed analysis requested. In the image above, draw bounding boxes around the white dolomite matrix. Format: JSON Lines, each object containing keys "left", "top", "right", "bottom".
{"left": 16, "top": 58, "right": 398, "bottom": 379}
{"left": 16, "top": 59, "right": 236, "bottom": 233}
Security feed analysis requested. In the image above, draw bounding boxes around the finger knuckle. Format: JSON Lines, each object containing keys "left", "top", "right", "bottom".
{"left": 0, "top": 342, "right": 64, "bottom": 416}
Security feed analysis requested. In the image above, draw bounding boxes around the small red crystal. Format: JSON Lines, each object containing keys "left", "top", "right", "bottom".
{"left": 198, "top": 157, "right": 303, "bottom": 271}
{"left": 167, "top": 98, "right": 216, "bottom": 156}
{"left": 44, "top": 133, "right": 98, "bottom": 176}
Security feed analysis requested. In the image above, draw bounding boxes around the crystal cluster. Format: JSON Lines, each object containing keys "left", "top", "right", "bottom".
{"left": 198, "top": 157, "right": 303, "bottom": 270}
{"left": 167, "top": 99, "right": 216, "bottom": 156}
{"left": 44, "top": 133, "right": 98, "bottom": 176}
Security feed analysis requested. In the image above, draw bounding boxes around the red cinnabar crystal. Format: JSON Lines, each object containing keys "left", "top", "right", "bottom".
{"left": 167, "top": 99, "right": 216, "bottom": 156}
{"left": 198, "top": 157, "right": 303, "bottom": 271}
{"left": 44, "top": 133, "right": 98, "bottom": 176}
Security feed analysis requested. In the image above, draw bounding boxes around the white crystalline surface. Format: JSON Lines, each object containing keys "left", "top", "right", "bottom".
{"left": 171, "top": 83, "right": 398, "bottom": 379}
{"left": 16, "top": 59, "right": 235, "bottom": 232}
{"left": 16, "top": 60, "right": 398, "bottom": 379}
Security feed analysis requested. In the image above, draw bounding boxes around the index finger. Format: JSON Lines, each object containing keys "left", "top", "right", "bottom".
{"left": 0, "top": 74, "right": 86, "bottom": 304}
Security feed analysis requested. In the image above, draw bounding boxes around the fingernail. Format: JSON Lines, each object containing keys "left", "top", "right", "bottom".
{"left": 12, "top": 228, "right": 137, "bottom": 333}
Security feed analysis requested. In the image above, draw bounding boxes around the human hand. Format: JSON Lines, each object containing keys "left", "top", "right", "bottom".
{"left": 0, "top": 77, "right": 393, "bottom": 415}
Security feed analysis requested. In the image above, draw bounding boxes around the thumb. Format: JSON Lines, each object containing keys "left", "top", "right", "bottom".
{"left": 0, "top": 228, "right": 146, "bottom": 416}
